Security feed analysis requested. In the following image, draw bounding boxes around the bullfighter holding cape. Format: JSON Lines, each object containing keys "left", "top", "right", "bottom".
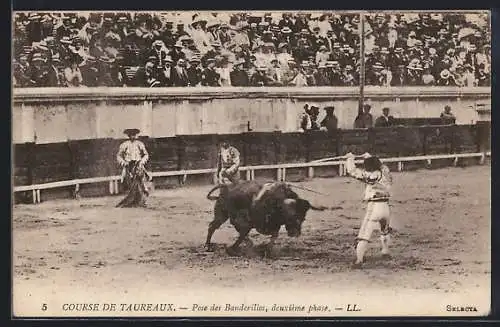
{"left": 216, "top": 139, "right": 241, "bottom": 185}
{"left": 116, "top": 128, "right": 151, "bottom": 207}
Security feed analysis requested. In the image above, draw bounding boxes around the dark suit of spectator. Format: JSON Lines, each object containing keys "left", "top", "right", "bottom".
{"left": 13, "top": 61, "right": 31, "bottom": 87}
{"left": 440, "top": 106, "right": 456, "bottom": 125}
{"left": 27, "top": 20, "right": 43, "bottom": 43}
{"left": 250, "top": 70, "right": 273, "bottom": 86}
{"left": 320, "top": 108, "right": 338, "bottom": 132}
{"left": 314, "top": 69, "right": 330, "bottom": 86}
{"left": 56, "top": 24, "right": 72, "bottom": 39}
{"left": 477, "top": 70, "right": 490, "bottom": 86}
{"left": 354, "top": 105, "right": 373, "bottom": 128}
{"left": 230, "top": 66, "right": 250, "bottom": 86}
{"left": 328, "top": 69, "right": 343, "bottom": 86}
{"left": 169, "top": 48, "right": 185, "bottom": 64}
{"left": 46, "top": 64, "right": 61, "bottom": 87}
{"left": 391, "top": 68, "right": 408, "bottom": 86}
{"left": 187, "top": 65, "right": 202, "bottom": 86}
{"left": 375, "top": 113, "right": 396, "bottom": 127}
{"left": 201, "top": 66, "right": 220, "bottom": 86}
{"left": 172, "top": 63, "right": 190, "bottom": 86}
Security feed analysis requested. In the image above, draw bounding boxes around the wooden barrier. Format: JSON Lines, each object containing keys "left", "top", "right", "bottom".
{"left": 13, "top": 151, "right": 491, "bottom": 204}
{"left": 13, "top": 123, "right": 491, "bottom": 202}
{"left": 14, "top": 125, "right": 487, "bottom": 179}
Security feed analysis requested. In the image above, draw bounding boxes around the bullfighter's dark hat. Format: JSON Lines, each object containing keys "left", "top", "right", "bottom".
{"left": 363, "top": 156, "right": 382, "bottom": 172}
{"left": 124, "top": 128, "right": 140, "bottom": 136}
{"left": 308, "top": 106, "right": 320, "bottom": 115}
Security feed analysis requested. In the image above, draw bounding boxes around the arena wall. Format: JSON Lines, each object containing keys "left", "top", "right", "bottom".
{"left": 13, "top": 122, "right": 491, "bottom": 203}
{"left": 12, "top": 86, "right": 490, "bottom": 144}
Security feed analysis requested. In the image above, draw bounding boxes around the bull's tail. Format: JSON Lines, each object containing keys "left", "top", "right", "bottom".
{"left": 206, "top": 185, "right": 223, "bottom": 201}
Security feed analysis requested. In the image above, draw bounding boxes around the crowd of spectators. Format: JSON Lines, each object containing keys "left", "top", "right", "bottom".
{"left": 12, "top": 11, "right": 490, "bottom": 88}
{"left": 363, "top": 13, "right": 490, "bottom": 87}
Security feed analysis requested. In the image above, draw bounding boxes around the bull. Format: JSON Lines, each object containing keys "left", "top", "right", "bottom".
{"left": 205, "top": 180, "right": 326, "bottom": 257}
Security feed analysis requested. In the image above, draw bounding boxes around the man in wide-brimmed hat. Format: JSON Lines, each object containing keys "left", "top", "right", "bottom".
{"left": 250, "top": 65, "right": 273, "bottom": 87}
{"left": 201, "top": 58, "right": 221, "bottom": 86}
{"left": 169, "top": 40, "right": 186, "bottom": 63}
{"left": 116, "top": 128, "right": 151, "bottom": 207}
{"left": 172, "top": 58, "right": 190, "bottom": 86}
{"left": 187, "top": 55, "right": 203, "bottom": 86}
{"left": 437, "top": 68, "right": 457, "bottom": 86}
{"left": 313, "top": 62, "right": 329, "bottom": 86}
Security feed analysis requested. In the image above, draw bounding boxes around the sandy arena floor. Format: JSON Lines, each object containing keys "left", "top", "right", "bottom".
{"left": 13, "top": 165, "right": 491, "bottom": 317}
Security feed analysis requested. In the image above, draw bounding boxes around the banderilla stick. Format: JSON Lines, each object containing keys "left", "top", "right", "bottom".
{"left": 287, "top": 183, "right": 330, "bottom": 196}
{"left": 309, "top": 154, "right": 368, "bottom": 163}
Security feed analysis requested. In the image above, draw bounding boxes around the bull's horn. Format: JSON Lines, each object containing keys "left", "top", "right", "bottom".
{"left": 206, "top": 185, "right": 222, "bottom": 201}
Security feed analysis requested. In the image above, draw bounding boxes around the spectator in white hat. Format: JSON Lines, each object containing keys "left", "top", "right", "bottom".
{"left": 407, "top": 30, "right": 418, "bottom": 48}
{"left": 218, "top": 23, "right": 232, "bottom": 47}
{"left": 169, "top": 40, "right": 186, "bottom": 63}
{"left": 149, "top": 39, "right": 169, "bottom": 67}
{"left": 250, "top": 65, "right": 273, "bottom": 86}
{"left": 314, "top": 62, "right": 329, "bottom": 86}
{"left": 343, "top": 64, "right": 356, "bottom": 86}
{"left": 289, "top": 61, "right": 309, "bottom": 86}
{"left": 64, "top": 55, "right": 84, "bottom": 87}
{"left": 191, "top": 18, "right": 210, "bottom": 54}
{"left": 276, "top": 42, "right": 293, "bottom": 67}
{"left": 206, "top": 21, "right": 221, "bottom": 46}
{"left": 216, "top": 58, "right": 232, "bottom": 86}
{"left": 437, "top": 69, "right": 457, "bottom": 86}
{"left": 315, "top": 45, "right": 330, "bottom": 65}
{"left": 268, "top": 58, "right": 284, "bottom": 85}
{"left": 231, "top": 24, "right": 251, "bottom": 48}
{"left": 185, "top": 56, "right": 202, "bottom": 86}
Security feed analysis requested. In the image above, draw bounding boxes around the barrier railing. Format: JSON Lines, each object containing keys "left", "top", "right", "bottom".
{"left": 13, "top": 151, "right": 490, "bottom": 204}
{"left": 12, "top": 86, "right": 492, "bottom": 102}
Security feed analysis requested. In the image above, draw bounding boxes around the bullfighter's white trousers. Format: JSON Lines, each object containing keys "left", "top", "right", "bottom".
{"left": 355, "top": 200, "right": 392, "bottom": 264}
{"left": 357, "top": 201, "right": 391, "bottom": 242}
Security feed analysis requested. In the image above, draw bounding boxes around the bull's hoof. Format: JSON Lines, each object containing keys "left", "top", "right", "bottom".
{"left": 381, "top": 253, "right": 392, "bottom": 260}
{"left": 263, "top": 247, "right": 276, "bottom": 259}
{"left": 226, "top": 246, "right": 241, "bottom": 257}
{"left": 351, "top": 261, "right": 363, "bottom": 269}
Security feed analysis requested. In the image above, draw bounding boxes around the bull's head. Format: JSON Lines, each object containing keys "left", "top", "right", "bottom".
{"left": 281, "top": 198, "right": 323, "bottom": 237}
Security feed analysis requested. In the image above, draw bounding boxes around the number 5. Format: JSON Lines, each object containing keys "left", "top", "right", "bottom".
{"left": 42, "top": 303, "right": 47, "bottom": 311}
